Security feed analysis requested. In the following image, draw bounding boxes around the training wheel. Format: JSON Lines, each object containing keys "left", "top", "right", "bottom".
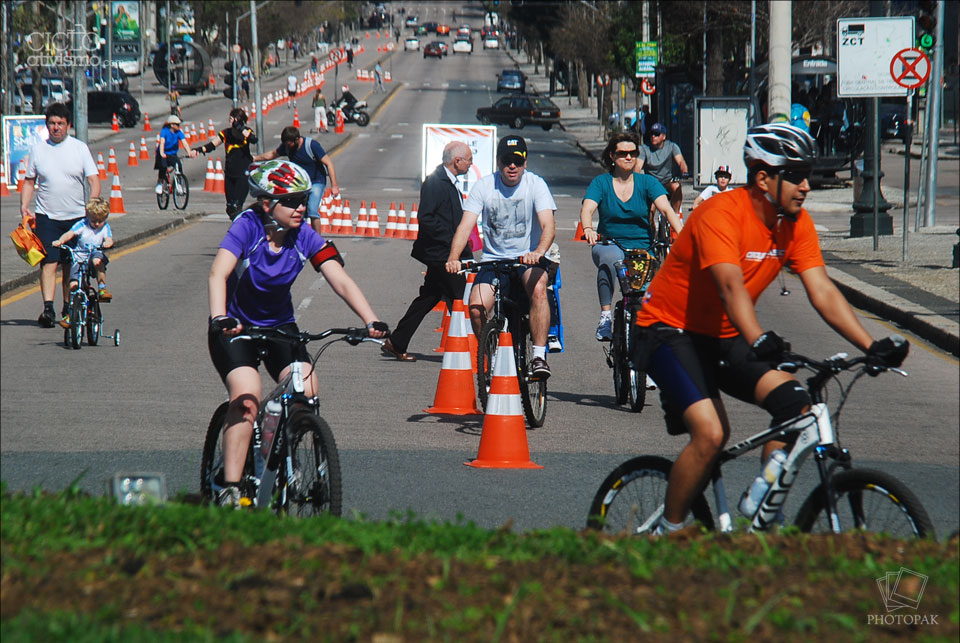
{"left": 113, "top": 329, "right": 121, "bottom": 347}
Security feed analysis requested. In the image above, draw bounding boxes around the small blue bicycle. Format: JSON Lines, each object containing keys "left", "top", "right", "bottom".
{"left": 61, "top": 245, "right": 120, "bottom": 350}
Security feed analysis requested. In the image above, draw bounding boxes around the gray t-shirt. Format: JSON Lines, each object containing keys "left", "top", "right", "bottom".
{"left": 25, "top": 135, "right": 97, "bottom": 221}
{"left": 640, "top": 141, "right": 682, "bottom": 184}
{"left": 464, "top": 170, "right": 557, "bottom": 261}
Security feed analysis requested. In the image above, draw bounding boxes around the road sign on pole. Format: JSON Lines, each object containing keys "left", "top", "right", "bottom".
{"left": 837, "top": 17, "right": 914, "bottom": 97}
{"left": 329, "top": 49, "right": 344, "bottom": 63}
{"left": 635, "top": 41, "right": 657, "bottom": 79}
{"left": 890, "top": 48, "right": 931, "bottom": 90}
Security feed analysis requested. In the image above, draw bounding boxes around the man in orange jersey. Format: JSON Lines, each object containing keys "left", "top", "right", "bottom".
{"left": 631, "top": 123, "right": 909, "bottom": 533}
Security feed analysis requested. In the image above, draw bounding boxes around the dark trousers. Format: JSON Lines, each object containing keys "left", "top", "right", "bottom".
{"left": 390, "top": 265, "right": 466, "bottom": 354}
{"left": 224, "top": 174, "right": 249, "bottom": 218}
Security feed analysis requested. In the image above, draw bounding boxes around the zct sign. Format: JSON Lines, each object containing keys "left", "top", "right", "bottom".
{"left": 837, "top": 16, "right": 914, "bottom": 97}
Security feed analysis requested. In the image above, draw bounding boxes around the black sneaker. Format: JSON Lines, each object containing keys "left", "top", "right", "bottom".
{"left": 529, "top": 356, "right": 551, "bottom": 380}
{"left": 37, "top": 309, "right": 56, "bottom": 328}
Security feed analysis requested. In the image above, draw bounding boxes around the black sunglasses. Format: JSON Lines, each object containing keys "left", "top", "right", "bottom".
{"left": 613, "top": 148, "right": 639, "bottom": 159}
{"left": 778, "top": 168, "right": 812, "bottom": 185}
{"left": 276, "top": 195, "right": 308, "bottom": 209}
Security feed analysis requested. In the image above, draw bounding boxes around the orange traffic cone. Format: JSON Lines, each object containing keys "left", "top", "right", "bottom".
{"left": 213, "top": 159, "right": 226, "bottom": 194}
{"left": 108, "top": 174, "right": 126, "bottom": 215}
{"left": 407, "top": 203, "right": 419, "bottom": 240}
{"left": 208, "top": 119, "right": 216, "bottom": 139}
{"left": 328, "top": 196, "right": 344, "bottom": 234}
{"left": 203, "top": 158, "right": 215, "bottom": 192}
{"left": 111, "top": 113, "right": 120, "bottom": 131}
{"left": 0, "top": 161, "right": 11, "bottom": 196}
{"left": 341, "top": 199, "right": 354, "bottom": 234}
{"left": 143, "top": 113, "right": 152, "bottom": 132}
{"left": 384, "top": 202, "right": 398, "bottom": 238}
{"left": 97, "top": 153, "right": 107, "bottom": 180}
{"left": 368, "top": 201, "right": 380, "bottom": 236}
{"left": 197, "top": 121, "right": 207, "bottom": 141}
{"left": 356, "top": 200, "right": 369, "bottom": 235}
{"left": 293, "top": 107, "right": 301, "bottom": 129}
{"left": 434, "top": 301, "right": 452, "bottom": 350}
{"left": 572, "top": 220, "right": 587, "bottom": 242}
{"left": 15, "top": 160, "right": 26, "bottom": 192}
{"left": 318, "top": 194, "right": 333, "bottom": 234}
{"left": 107, "top": 147, "right": 119, "bottom": 174}
{"left": 396, "top": 202, "right": 409, "bottom": 238}
{"left": 335, "top": 107, "right": 345, "bottom": 134}
{"left": 466, "top": 330, "right": 543, "bottom": 469}
{"left": 425, "top": 298, "right": 482, "bottom": 415}
{"left": 139, "top": 137, "right": 150, "bottom": 160}
{"left": 127, "top": 141, "right": 138, "bottom": 166}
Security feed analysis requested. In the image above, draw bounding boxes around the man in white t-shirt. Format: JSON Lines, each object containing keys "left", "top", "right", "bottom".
{"left": 691, "top": 165, "right": 732, "bottom": 211}
{"left": 446, "top": 135, "right": 557, "bottom": 380}
{"left": 287, "top": 73, "right": 298, "bottom": 108}
{"left": 20, "top": 103, "right": 100, "bottom": 328}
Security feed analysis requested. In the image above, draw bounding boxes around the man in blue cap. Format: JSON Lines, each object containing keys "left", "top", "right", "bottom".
{"left": 640, "top": 122, "right": 689, "bottom": 215}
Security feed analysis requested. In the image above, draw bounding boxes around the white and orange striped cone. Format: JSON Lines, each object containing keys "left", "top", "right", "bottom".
{"left": 328, "top": 196, "right": 344, "bottom": 234}
{"left": 203, "top": 158, "right": 216, "bottom": 192}
{"left": 356, "top": 200, "right": 369, "bottom": 235}
{"left": 425, "top": 297, "right": 482, "bottom": 416}
{"left": 0, "top": 161, "right": 11, "bottom": 196}
{"left": 434, "top": 300, "right": 454, "bottom": 351}
{"left": 97, "top": 153, "right": 107, "bottom": 180}
{"left": 208, "top": 119, "right": 216, "bottom": 139}
{"left": 197, "top": 121, "right": 207, "bottom": 141}
{"left": 108, "top": 174, "right": 126, "bottom": 215}
{"left": 406, "top": 202, "right": 419, "bottom": 240}
{"left": 384, "top": 202, "right": 398, "bottom": 238}
{"left": 292, "top": 107, "right": 301, "bottom": 129}
{"left": 396, "top": 202, "right": 409, "bottom": 238}
{"left": 143, "top": 112, "right": 152, "bottom": 132}
{"left": 213, "top": 158, "right": 226, "bottom": 194}
{"left": 139, "top": 136, "right": 150, "bottom": 160}
{"left": 107, "top": 147, "right": 119, "bottom": 174}
{"left": 341, "top": 199, "right": 354, "bottom": 235}
{"left": 318, "top": 196, "right": 332, "bottom": 235}
{"left": 15, "top": 160, "right": 27, "bottom": 193}
{"left": 368, "top": 201, "right": 380, "bottom": 236}
{"left": 463, "top": 273, "right": 479, "bottom": 370}
{"left": 127, "top": 141, "right": 139, "bottom": 166}
{"left": 466, "top": 329, "right": 543, "bottom": 469}
{"left": 111, "top": 113, "right": 120, "bottom": 131}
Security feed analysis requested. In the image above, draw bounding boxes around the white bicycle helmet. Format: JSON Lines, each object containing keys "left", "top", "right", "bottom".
{"left": 743, "top": 123, "right": 817, "bottom": 169}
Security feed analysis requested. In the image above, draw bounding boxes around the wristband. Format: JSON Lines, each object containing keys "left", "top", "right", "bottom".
{"left": 582, "top": 226, "right": 593, "bottom": 230}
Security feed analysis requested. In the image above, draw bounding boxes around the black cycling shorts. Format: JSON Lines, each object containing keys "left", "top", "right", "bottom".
{"left": 631, "top": 322, "right": 776, "bottom": 434}
{"left": 208, "top": 322, "right": 310, "bottom": 382}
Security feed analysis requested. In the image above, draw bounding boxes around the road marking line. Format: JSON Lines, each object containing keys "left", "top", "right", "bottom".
{"left": 391, "top": 133, "right": 403, "bottom": 138}
{"left": 297, "top": 296, "right": 312, "bottom": 310}
{"left": 383, "top": 187, "right": 402, "bottom": 192}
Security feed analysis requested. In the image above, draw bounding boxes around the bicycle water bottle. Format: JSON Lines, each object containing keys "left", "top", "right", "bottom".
{"left": 260, "top": 398, "right": 282, "bottom": 457}
{"left": 738, "top": 449, "right": 787, "bottom": 517}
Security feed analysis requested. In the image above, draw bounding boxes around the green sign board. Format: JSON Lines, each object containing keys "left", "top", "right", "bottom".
{"left": 635, "top": 41, "right": 657, "bottom": 78}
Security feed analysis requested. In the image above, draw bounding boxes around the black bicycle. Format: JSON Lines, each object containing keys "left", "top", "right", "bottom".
{"left": 157, "top": 158, "right": 189, "bottom": 210}
{"left": 587, "top": 343, "right": 935, "bottom": 539}
{"left": 60, "top": 245, "right": 120, "bottom": 350}
{"left": 200, "top": 325, "right": 381, "bottom": 516}
{"left": 463, "top": 258, "right": 555, "bottom": 428}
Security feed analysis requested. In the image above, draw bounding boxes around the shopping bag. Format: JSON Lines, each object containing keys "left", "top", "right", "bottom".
{"left": 467, "top": 223, "right": 482, "bottom": 252}
{"left": 10, "top": 222, "right": 46, "bottom": 267}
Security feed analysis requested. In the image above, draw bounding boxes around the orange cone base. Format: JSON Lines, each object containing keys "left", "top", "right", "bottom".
{"left": 424, "top": 404, "right": 482, "bottom": 416}
{"left": 465, "top": 419, "right": 542, "bottom": 468}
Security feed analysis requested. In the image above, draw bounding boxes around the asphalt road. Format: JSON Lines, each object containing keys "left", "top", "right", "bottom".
{"left": 2, "top": 3, "right": 957, "bottom": 538}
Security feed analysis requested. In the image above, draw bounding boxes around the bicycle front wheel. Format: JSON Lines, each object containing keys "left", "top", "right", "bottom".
{"left": 517, "top": 316, "right": 546, "bottom": 428}
{"left": 287, "top": 411, "right": 342, "bottom": 518}
{"left": 794, "top": 468, "right": 935, "bottom": 539}
{"left": 587, "top": 455, "right": 714, "bottom": 534}
{"left": 200, "top": 402, "right": 258, "bottom": 504}
{"left": 476, "top": 317, "right": 503, "bottom": 411}
{"left": 173, "top": 172, "right": 190, "bottom": 209}
{"left": 624, "top": 305, "right": 646, "bottom": 413}
{"left": 611, "top": 300, "right": 628, "bottom": 405}
{"left": 68, "top": 292, "right": 84, "bottom": 349}
{"left": 157, "top": 177, "right": 170, "bottom": 209}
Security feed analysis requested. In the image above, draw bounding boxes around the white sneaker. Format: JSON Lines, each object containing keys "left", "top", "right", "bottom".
{"left": 154, "top": 183, "right": 163, "bottom": 194}
{"left": 646, "top": 374, "right": 658, "bottom": 390}
{"left": 595, "top": 316, "right": 613, "bottom": 342}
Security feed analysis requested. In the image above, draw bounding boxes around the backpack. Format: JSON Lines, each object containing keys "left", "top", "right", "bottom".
{"left": 301, "top": 139, "right": 327, "bottom": 181}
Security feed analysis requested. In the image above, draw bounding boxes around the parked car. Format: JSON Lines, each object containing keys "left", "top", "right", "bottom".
{"left": 405, "top": 15, "right": 419, "bottom": 28}
{"left": 67, "top": 90, "right": 141, "bottom": 128}
{"left": 423, "top": 42, "right": 444, "bottom": 59}
{"left": 13, "top": 77, "right": 69, "bottom": 113}
{"left": 452, "top": 37, "right": 473, "bottom": 54}
{"left": 483, "top": 35, "right": 500, "bottom": 50}
{"left": 497, "top": 69, "right": 525, "bottom": 93}
{"left": 607, "top": 108, "right": 642, "bottom": 131}
{"left": 404, "top": 37, "right": 420, "bottom": 51}
{"left": 415, "top": 25, "right": 428, "bottom": 36}
{"left": 477, "top": 95, "right": 561, "bottom": 130}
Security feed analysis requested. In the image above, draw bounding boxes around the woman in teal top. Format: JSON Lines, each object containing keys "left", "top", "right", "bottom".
{"left": 578, "top": 132, "right": 682, "bottom": 341}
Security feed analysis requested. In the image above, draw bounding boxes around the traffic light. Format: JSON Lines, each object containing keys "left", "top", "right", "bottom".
{"left": 917, "top": 0, "right": 937, "bottom": 50}
{"left": 223, "top": 61, "right": 235, "bottom": 100}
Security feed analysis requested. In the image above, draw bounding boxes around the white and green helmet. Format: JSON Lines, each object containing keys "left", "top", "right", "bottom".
{"left": 247, "top": 160, "right": 312, "bottom": 199}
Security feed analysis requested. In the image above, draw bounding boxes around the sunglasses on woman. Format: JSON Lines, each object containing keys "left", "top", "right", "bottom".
{"left": 613, "top": 148, "right": 639, "bottom": 159}
{"left": 276, "top": 195, "right": 309, "bottom": 209}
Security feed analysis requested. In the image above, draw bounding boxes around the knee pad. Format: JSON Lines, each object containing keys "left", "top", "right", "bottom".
{"left": 762, "top": 381, "right": 811, "bottom": 427}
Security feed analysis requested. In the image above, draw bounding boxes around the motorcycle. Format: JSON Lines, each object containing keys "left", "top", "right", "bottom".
{"left": 327, "top": 98, "right": 370, "bottom": 127}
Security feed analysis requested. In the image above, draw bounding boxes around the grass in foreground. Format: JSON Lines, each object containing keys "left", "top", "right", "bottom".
{"left": 2, "top": 485, "right": 957, "bottom": 642}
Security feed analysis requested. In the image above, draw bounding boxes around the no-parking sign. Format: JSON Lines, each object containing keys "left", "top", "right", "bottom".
{"left": 890, "top": 48, "right": 931, "bottom": 90}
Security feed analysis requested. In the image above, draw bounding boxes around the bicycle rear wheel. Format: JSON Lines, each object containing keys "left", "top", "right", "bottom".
{"left": 86, "top": 297, "right": 101, "bottom": 345}
{"left": 587, "top": 455, "right": 714, "bottom": 534}
{"left": 476, "top": 317, "right": 503, "bottom": 412}
{"left": 173, "top": 172, "right": 190, "bottom": 209}
{"left": 611, "top": 300, "right": 628, "bottom": 405}
{"left": 68, "top": 292, "right": 84, "bottom": 349}
{"left": 517, "top": 316, "right": 546, "bottom": 428}
{"left": 794, "top": 468, "right": 935, "bottom": 539}
{"left": 157, "top": 176, "right": 170, "bottom": 209}
{"left": 624, "top": 304, "right": 646, "bottom": 413}
{"left": 286, "top": 411, "right": 342, "bottom": 517}
{"left": 200, "top": 402, "right": 258, "bottom": 504}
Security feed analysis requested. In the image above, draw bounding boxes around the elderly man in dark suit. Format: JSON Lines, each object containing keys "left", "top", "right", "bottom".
{"left": 382, "top": 141, "right": 475, "bottom": 361}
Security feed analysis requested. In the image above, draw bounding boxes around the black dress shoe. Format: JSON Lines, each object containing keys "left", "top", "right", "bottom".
{"left": 381, "top": 338, "right": 416, "bottom": 362}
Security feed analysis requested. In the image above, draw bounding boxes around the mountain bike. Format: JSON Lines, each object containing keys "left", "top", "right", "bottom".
{"left": 157, "top": 158, "right": 189, "bottom": 210}
{"left": 464, "top": 257, "right": 555, "bottom": 428}
{"left": 587, "top": 345, "right": 935, "bottom": 539}
{"left": 200, "top": 325, "right": 382, "bottom": 516}
{"left": 60, "top": 245, "right": 120, "bottom": 350}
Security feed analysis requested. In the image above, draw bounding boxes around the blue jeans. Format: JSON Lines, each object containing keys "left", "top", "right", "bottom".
{"left": 307, "top": 180, "right": 326, "bottom": 220}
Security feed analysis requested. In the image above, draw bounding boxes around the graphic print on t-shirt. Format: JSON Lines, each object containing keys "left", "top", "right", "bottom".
{"left": 487, "top": 194, "right": 527, "bottom": 241}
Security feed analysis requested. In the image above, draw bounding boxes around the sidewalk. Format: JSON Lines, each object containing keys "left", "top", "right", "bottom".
{"left": 507, "top": 51, "right": 958, "bottom": 356}
{"left": 1, "top": 34, "right": 401, "bottom": 298}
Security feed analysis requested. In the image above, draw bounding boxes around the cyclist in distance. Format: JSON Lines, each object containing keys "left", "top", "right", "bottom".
{"left": 207, "top": 160, "right": 389, "bottom": 507}
{"left": 154, "top": 115, "right": 197, "bottom": 195}
{"left": 639, "top": 122, "right": 688, "bottom": 216}
{"left": 631, "top": 123, "right": 909, "bottom": 534}
{"left": 445, "top": 135, "right": 557, "bottom": 380}
{"left": 578, "top": 132, "right": 682, "bottom": 343}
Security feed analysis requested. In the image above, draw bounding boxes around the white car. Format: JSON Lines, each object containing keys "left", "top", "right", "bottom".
{"left": 483, "top": 36, "right": 499, "bottom": 50}
{"left": 404, "top": 37, "right": 420, "bottom": 51}
{"left": 452, "top": 37, "right": 473, "bottom": 54}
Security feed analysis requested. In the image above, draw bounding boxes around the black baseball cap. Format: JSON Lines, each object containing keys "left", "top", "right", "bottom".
{"left": 497, "top": 135, "right": 527, "bottom": 165}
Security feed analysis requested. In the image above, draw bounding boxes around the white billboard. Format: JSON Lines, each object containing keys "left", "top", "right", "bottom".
{"left": 421, "top": 124, "right": 496, "bottom": 197}
{"left": 837, "top": 17, "right": 914, "bottom": 97}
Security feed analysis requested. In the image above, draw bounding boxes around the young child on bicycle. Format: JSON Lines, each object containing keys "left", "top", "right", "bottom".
{"left": 51, "top": 197, "right": 115, "bottom": 314}
{"left": 207, "top": 160, "right": 389, "bottom": 508}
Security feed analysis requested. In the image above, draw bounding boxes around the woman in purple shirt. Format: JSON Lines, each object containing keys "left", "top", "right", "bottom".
{"left": 207, "top": 160, "right": 388, "bottom": 506}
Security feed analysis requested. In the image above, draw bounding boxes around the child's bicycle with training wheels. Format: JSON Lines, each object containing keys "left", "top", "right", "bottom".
{"left": 60, "top": 245, "right": 120, "bottom": 350}
{"left": 587, "top": 341, "right": 935, "bottom": 539}
{"left": 157, "top": 158, "right": 189, "bottom": 210}
{"left": 462, "top": 257, "right": 555, "bottom": 428}
{"left": 200, "top": 323, "right": 382, "bottom": 516}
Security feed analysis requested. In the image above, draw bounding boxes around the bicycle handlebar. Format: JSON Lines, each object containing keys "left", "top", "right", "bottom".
{"left": 778, "top": 351, "right": 907, "bottom": 380}
{"left": 225, "top": 324, "right": 376, "bottom": 346}
{"left": 459, "top": 256, "right": 556, "bottom": 274}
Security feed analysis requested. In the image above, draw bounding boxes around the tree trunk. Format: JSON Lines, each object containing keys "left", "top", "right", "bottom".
{"left": 577, "top": 61, "right": 588, "bottom": 108}
{"left": 706, "top": 22, "right": 723, "bottom": 96}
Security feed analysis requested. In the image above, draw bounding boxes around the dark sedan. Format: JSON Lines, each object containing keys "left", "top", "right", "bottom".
{"left": 67, "top": 90, "right": 141, "bottom": 127}
{"left": 423, "top": 42, "right": 444, "bottom": 59}
{"left": 477, "top": 95, "right": 561, "bottom": 131}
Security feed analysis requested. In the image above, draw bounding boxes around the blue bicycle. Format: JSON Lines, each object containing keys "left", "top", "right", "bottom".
{"left": 60, "top": 245, "right": 120, "bottom": 350}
